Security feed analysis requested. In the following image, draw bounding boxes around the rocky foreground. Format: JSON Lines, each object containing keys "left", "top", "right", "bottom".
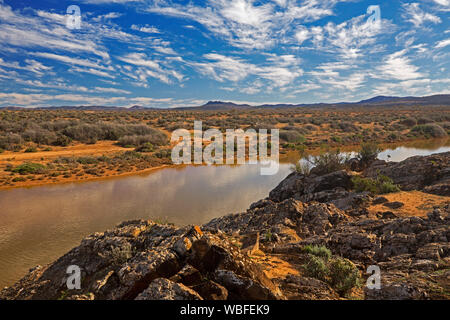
{"left": 1, "top": 152, "right": 449, "bottom": 300}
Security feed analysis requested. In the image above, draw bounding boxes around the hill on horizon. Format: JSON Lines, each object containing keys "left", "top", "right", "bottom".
{"left": 2, "top": 94, "right": 450, "bottom": 111}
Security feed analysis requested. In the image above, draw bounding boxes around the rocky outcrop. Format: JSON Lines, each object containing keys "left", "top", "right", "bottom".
{"left": 269, "top": 170, "right": 353, "bottom": 203}
{"left": 364, "top": 151, "right": 450, "bottom": 196}
{"left": 0, "top": 222, "right": 283, "bottom": 301}
{"left": 1, "top": 152, "right": 449, "bottom": 300}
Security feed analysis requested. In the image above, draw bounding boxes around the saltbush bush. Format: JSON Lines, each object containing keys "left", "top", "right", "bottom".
{"left": 118, "top": 133, "right": 167, "bottom": 147}
{"left": 302, "top": 248, "right": 361, "bottom": 296}
{"left": 328, "top": 257, "right": 361, "bottom": 296}
{"left": 305, "top": 149, "right": 349, "bottom": 175}
{"left": 411, "top": 124, "right": 447, "bottom": 138}
{"left": 351, "top": 175, "right": 400, "bottom": 194}
{"left": 303, "top": 255, "right": 329, "bottom": 281}
{"left": 357, "top": 142, "right": 380, "bottom": 166}
{"left": 12, "top": 163, "right": 47, "bottom": 175}
{"left": 302, "top": 245, "right": 332, "bottom": 261}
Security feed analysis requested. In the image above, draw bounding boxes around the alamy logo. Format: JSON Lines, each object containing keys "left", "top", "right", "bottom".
{"left": 171, "top": 121, "right": 280, "bottom": 175}
{"left": 367, "top": 5, "right": 381, "bottom": 29}
{"left": 66, "top": 265, "right": 81, "bottom": 290}
{"left": 66, "top": 5, "right": 81, "bottom": 30}
{"left": 366, "top": 265, "right": 381, "bottom": 290}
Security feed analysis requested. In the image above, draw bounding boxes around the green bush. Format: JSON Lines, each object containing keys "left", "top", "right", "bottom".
{"left": 118, "top": 133, "right": 168, "bottom": 147}
{"left": 279, "top": 130, "right": 306, "bottom": 144}
{"left": 411, "top": 124, "right": 447, "bottom": 138}
{"left": 0, "top": 133, "right": 23, "bottom": 151}
{"left": 357, "top": 142, "right": 380, "bottom": 165}
{"left": 24, "top": 146, "right": 37, "bottom": 153}
{"left": 12, "top": 176, "right": 27, "bottom": 182}
{"left": 76, "top": 156, "right": 99, "bottom": 164}
{"left": 12, "top": 163, "right": 47, "bottom": 175}
{"left": 302, "top": 249, "right": 361, "bottom": 296}
{"left": 155, "top": 149, "right": 171, "bottom": 159}
{"left": 351, "top": 175, "right": 400, "bottom": 194}
{"left": 135, "top": 142, "right": 154, "bottom": 152}
{"left": 302, "top": 245, "right": 332, "bottom": 261}
{"left": 328, "top": 257, "right": 361, "bottom": 296}
{"left": 399, "top": 117, "right": 417, "bottom": 127}
{"left": 304, "top": 149, "right": 349, "bottom": 175}
{"left": 303, "top": 255, "right": 328, "bottom": 281}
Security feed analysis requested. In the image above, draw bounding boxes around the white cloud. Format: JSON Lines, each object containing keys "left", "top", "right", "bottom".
{"left": 118, "top": 52, "right": 184, "bottom": 84}
{"left": 295, "top": 26, "right": 310, "bottom": 45}
{"left": 0, "top": 4, "right": 110, "bottom": 59}
{"left": 432, "top": 0, "right": 450, "bottom": 7}
{"left": 310, "top": 14, "right": 391, "bottom": 60}
{"left": 92, "top": 12, "right": 122, "bottom": 22}
{"left": 377, "top": 50, "right": 424, "bottom": 81}
{"left": 82, "top": 0, "right": 143, "bottom": 4}
{"left": 402, "top": 3, "right": 441, "bottom": 27}
{"left": 33, "top": 52, "right": 111, "bottom": 70}
{"left": 436, "top": 39, "right": 450, "bottom": 48}
{"left": 131, "top": 24, "right": 161, "bottom": 33}
{"left": 310, "top": 62, "right": 364, "bottom": 91}
{"left": 69, "top": 66, "right": 115, "bottom": 79}
{"left": 192, "top": 53, "right": 302, "bottom": 88}
{"left": 94, "top": 87, "right": 131, "bottom": 94}
{"left": 0, "top": 58, "right": 52, "bottom": 76}
{"left": 146, "top": 0, "right": 348, "bottom": 49}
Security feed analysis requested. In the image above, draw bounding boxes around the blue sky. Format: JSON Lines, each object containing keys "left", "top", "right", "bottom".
{"left": 0, "top": 0, "right": 449, "bottom": 108}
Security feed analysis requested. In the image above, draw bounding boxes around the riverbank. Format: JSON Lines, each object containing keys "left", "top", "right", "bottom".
{"left": 2, "top": 151, "right": 449, "bottom": 300}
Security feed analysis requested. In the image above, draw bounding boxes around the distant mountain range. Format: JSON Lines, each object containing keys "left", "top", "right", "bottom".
{"left": 2, "top": 94, "right": 450, "bottom": 111}
{"left": 174, "top": 94, "right": 450, "bottom": 110}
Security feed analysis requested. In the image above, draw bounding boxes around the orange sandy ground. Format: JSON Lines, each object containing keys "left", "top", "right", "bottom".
{"left": 0, "top": 141, "right": 131, "bottom": 164}
{"left": 368, "top": 190, "right": 450, "bottom": 217}
{"left": 0, "top": 141, "right": 172, "bottom": 189}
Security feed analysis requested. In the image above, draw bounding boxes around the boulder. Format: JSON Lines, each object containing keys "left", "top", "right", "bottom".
{"left": 364, "top": 151, "right": 450, "bottom": 195}
{"left": 135, "top": 278, "right": 203, "bottom": 300}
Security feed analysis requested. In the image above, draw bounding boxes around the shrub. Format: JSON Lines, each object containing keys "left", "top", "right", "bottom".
{"left": 76, "top": 156, "right": 99, "bottom": 164}
{"left": 417, "top": 117, "right": 433, "bottom": 125}
{"left": 0, "top": 133, "right": 23, "bottom": 151}
{"left": 54, "top": 134, "right": 72, "bottom": 146}
{"left": 12, "top": 163, "right": 47, "bottom": 175}
{"left": 399, "top": 117, "right": 417, "bottom": 127}
{"left": 302, "top": 245, "right": 332, "bottom": 261}
{"left": 155, "top": 149, "right": 171, "bottom": 159}
{"left": 301, "top": 248, "right": 361, "bottom": 296}
{"left": 304, "top": 149, "right": 349, "bottom": 175}
{"left": 135, "top": 142, "right": 154, "bottom": 152}
{"left": 411, "top": 124, "right": 447, "bottom": 138}
{"left": 352, "top": 175, "right": 400, "bottom": 194}
{"left": 328, "top": 257, "right": 361, "bottom": 296}
{"left": 106, "top": 243, "right": 133, "bottom": 265}
{"left": 24, "top": 146, "right": 37, "bottom": 153}
{"left": 22, "top": 128, "right": 57, "bottom": 145}
{"left": 303, "top": 255, "right": 328, "bottom": 281}
{"left": 12, "top": 177, "right": 27, "bottom": 182}
{"left": 63, "top": 124, "right": 101, "bottom": 144}
{"left": 279, "top": 130, "right": 306, "bottom": 143}
{"left": 338, "top": 122, "right": 359, "bottom": 132}
{"left": 291, "top": 161, "right": 312, "bottom": 175}
{"left": 118, "top": 133, "right": 168, "bottom": 148}
{"left": 357, "top": 142, "right": 380, "bottom": 166}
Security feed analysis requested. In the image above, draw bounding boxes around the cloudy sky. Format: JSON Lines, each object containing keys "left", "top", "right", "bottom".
{"left": 0, "top": 0, "right": 449, "bottom": 108}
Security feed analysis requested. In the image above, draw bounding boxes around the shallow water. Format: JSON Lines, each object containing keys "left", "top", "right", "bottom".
{"left": 0, "top": 139, "right": 449, "bottom": 287}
